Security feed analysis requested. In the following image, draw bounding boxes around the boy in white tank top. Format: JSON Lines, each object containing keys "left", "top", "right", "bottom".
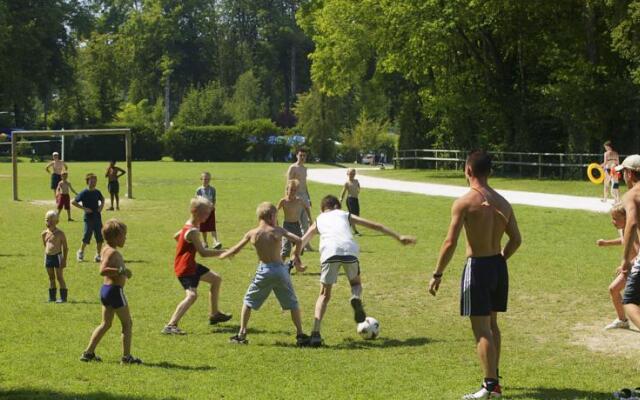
{"left": 300, "top": 195, "right": 415, "bottom": 347}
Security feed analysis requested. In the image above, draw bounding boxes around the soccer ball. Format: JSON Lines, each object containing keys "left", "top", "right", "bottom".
{"left": 356, "top": 317, "right": 380, "bottom": 340}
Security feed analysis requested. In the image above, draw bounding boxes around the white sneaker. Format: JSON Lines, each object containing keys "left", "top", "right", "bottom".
{"left": 76, "top": 250, "right": 84, "bottom": 261}
{"left": 161, "top": 325, "right": 186, "bottom": 335}
{"left": 462, "top": 386, "right": 500, "bottom": 399}
{"left": 605, "top": 318, "right": 630, "bottom": 330}
{"left": 94, "top": 254, "right": 101, "bottom": 262}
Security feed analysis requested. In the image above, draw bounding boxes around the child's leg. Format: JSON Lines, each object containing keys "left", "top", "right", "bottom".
{"left": 167, "top": 289, "right": 198, "bottom": 326}
{"left": 114, "top": 305, "right": 133, "bottom": 357}
{"left": 312, "top": 284, "right": 333, "bottom": 333}
{"left": 201, "top": 232, "right": 208, "bottom": 246}
{"left": 66, "top": 208, "right": 72, "bottom": 221}
{"left": 96, "top": 241, "right": 103, "bottom": 255}
{"left": 348, "top": 275, "right": 363, "bottom": 299}
{"left": 610, "top": 273, "right": 627, "bottom": 321}
{"left": 115, "top": 193, "right": 120, "bottom": 210}
{"left": 200, "top": 271, "right": 223, "bottom": 316}
{"left": 54, "top": 267, "right": 67, "bottom": 289}
{"left": 85, "top": 306, "right": 115, "bottom": 353}
{"left": 290, "top": 307, "right": 304, "bottom": 335}
{"left": 47, "top": 267, "right": 56, "bottom": 301}
{"left": 238, "top": 304, "right": 252, "bottom": 336}
{"left": 212, "top": 231, "right": 219, "bottom": 244}
{"left": 624, "top": 304, "right": 640, "bottom": 329}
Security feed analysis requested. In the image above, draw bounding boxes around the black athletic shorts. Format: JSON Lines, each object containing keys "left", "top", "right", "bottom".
{"left": 460, "top": 254, "right": 508, "bottom": 316}
{"left": 178, "top": 264, "right": 210, "bottom": 290}
{"left": 346, "top": 197, "right": 360, "bottom": 216}
{"left": 623, "top": 263, "right": 640, "bottom": 305}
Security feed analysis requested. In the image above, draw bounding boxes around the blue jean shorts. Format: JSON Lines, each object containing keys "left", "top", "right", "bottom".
{"left": 83, "top": 215, "right": 103, "bottom": 244}
{"left": 243, "top": 262, "right": 299, "bottom": 311}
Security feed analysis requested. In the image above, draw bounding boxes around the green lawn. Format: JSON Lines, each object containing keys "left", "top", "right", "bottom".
{"left": 0, "top": 161, "right": 633, "bottom": 399}
{"left": 359, "top": 168, "right": 619, "bottom": 198}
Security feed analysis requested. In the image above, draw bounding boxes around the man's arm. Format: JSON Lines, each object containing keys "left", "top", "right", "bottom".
{"left": 622, "top": 198, "right": 639, "bottom": 271}
{"left": 350, "top": 215, "right": 416, "bottom": 245}
{"left": 502, "top": 212, "right": 522, "bottom": 260}
{"left": 187, "top": 229, "right": 224, "bottom": 257}
{"left": 61, "top": 232, "right": 68, "bottom": 268}
{"left": 428, "top": 199, "right": 466, "bottom": 296}
{"left": 219, "top": 232, "right": 251, "bottom": 259}
{"left": 299, "top": 222, "right": 319, "bottom": 250}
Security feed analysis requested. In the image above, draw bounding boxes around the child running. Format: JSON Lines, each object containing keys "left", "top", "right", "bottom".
{"left": 80, "top": 219, "right": 142, "bottom": 364}
{"left": 339, "top": 168, "right": 361, "bottom": 235}
{"left": 597, "top": 203, "right": 640, "bottom": 330}
{"left": 162, "top": 197, "right": 231, "bottom": 335}
{"left": 72, "top": 173, "right": 105, "bottom": 262}
{"left": 300, "top": 195, "right": 416, "bottom": 347}
{"left": 196, "top": 172, "right": 221, "bottom": 249}
{"left": 277, "top": 179, "right": 310, "bottom": 273}
{"left": 41, "top": 210, "right": 68, "bottom": 303}
{"left": 56, "top": 171, "right": 78, "bottom": 221}
{"left": 105, "top": 160, "right": 126, "bottom": 211}
{"left": 221, "top": 202, "right": 310, "bottom": 346}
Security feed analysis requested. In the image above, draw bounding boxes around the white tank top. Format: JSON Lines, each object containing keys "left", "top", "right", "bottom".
{"left": 316, "top": 209, "right": 359, "bottom": 263}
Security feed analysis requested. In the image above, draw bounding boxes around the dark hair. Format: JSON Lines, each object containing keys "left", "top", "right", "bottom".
{"left": 296, "top": 147, "right": 309, "bottom": 154}
{"left": 604, "top": 141, "right": 615, "bottom": 151}
{"left": 466, "top": 150, "right": 492, "bottom": 177}
{"left": 320, "top": 195, "right": 341, "bottom": 211}
{"left": 110, "top": 160, "right": 117, "bottom": 165}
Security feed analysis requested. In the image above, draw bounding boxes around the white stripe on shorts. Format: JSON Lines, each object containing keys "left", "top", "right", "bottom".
{"left": 463, "top": 258, "right": 472, "bottom": 316}
{"left": 119, "top": 288, "right": 127, "bottom": 307}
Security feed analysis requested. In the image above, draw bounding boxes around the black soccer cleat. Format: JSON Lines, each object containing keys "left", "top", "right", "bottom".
{"left": 350, "top": 297, "right": 366, "bottom": 323}
{"left": 121, "top": 354, "right": 143, "bottom": 365}
{"left": 80, "top": 351, "right": 102, "bottom": 362}
{"left": 209, "top": 312, "right": 232, "bottom": 325}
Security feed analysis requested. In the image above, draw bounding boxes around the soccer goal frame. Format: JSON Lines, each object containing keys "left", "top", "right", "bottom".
{"left": 11, "top": 129, "right": 133, "bottom": 201}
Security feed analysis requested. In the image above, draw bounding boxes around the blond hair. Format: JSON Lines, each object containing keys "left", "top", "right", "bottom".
{"left": 102, "top": 219, "right": 127, "bottom": 246}
{"left": 611, "top": 202, "right": 626, "bottom": 218}
{"left": 191, "top": 196, "right": 212, "bottom": 213}
{"left": 347, "top": 168, "right": 356, "bottom": 175}
{"left": 45, "top": 210, "right": 59, "bottom": 222}
{"left": 201, "top": 171, "right": 211, "bottom": 179}
{"left": 256, "top": 202, "right": 277, "bottom": 221}
{"left": 286, "top": 179, "right": 299, "bottom": 192}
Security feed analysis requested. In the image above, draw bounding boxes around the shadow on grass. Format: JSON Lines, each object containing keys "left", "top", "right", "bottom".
{"left": 124, "top": 259, "right": 148, "bottom": 264}
{"left": 508, "top": 386, "right": 611, "bottom": 399}
{"left": 209, "top": 324, "right": 290, "bottom": 336}
{"left": 143, "top": 361, "right": 216, "bottom": 372}
{"left": 0, "top": 253, "right": 26, "bottom": 257}
{"left": 0, "top": 388, "right": 179, "bottom": 400}
{"left": 65, "top": 300, "right": 101, "bottom": 305}
{"left": 269, "top": 336, "right": 433, "bottom": 350}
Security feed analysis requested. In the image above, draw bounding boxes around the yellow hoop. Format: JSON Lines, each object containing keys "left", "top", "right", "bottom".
{"left": 587, "top": 163, "right": 605, "bottom": 184}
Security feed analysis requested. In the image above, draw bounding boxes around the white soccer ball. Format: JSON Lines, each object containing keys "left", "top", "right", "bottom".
{"left": 356, "top": 317, "right": 380, "bottom": 340}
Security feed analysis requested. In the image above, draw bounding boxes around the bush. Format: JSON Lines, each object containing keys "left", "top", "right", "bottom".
{"left": 165, "top": 125, "right": 246, "bottom": 161}
{"left": 238, "top": 119, "right": 280, "bottom": 161}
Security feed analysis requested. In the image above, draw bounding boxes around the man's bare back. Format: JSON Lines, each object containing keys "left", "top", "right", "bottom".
{"left": 461, "top": 186, "right": 513, "bottom": 258}
{"left": 287, "top": 164, "right": 308, "bottom": 196}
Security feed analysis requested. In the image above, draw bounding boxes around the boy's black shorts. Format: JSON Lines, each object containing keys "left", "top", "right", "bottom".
{"left": 178, "top": 264, "right": 210, "bottom": 290}
{"left": 460, "top": 254, "right": 508, "bottom": 316}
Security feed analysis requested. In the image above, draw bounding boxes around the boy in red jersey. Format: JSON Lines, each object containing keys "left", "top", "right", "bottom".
{"left": 162, "top": 197, "right": 232, "bottom": 335}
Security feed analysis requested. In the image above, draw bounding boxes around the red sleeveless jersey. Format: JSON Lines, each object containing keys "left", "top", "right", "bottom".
{"left": 174, "top": 223, "right": 198, "bottom": 277}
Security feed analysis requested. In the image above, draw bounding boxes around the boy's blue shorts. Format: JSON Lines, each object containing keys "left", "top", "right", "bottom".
{"left": 243, "top": 262, "right": 299, "bottom": 311}
{"left": 100, "top": 285, "right": 127, "bottom": 309}
{"left": 83, "top": 215, "right": 103, "bottom": 244}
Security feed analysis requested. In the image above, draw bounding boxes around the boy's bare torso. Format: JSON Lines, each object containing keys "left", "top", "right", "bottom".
{"left": 249, "top": 224, "right": 285, "bottom": 264}
{"left": 288, "top": 165, "right": 308, "bottom": 195}
{"left": 281, "top": 197, "right": 304, "bottom": 223}
{"left": 58, "top": 181, "right": 71, "bottom": 194}
{"left": 345, "top": 179, "right": 359, "bottom": 198}
{"left": 101, "top": 246, "right": 127, "bottom": 286}
{"left": 43, "top": 229, "right": 64, "bottom": 255}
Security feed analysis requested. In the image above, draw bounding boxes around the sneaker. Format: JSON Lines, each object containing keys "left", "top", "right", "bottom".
{"left": 161, "top": 325, "right": 186, "bottom": 335}
{"left": 296, "top": 333, "right": 311, "bottom": 347}
{"left": 309, "top": 331, "right": 323, "bottom": 348}
{"left": 229, "top": 334, "right": 248, "bottom": 344}
{"left": 76, "top": 250, "right": 84, "bottom": 262}
{"left": 94, "top": 254, "right": 101, "bottom": 262}
{"left": 121, "top": 354, "right": 143, "bottom": 364}
{"left": 55, "top": 299, "right": 66, "bottom": 304}
{"left": 350, "top": 297, "right": 366, "bottom": 323}
{"left": 213, "top": 242, "right": 222, "bottom": 250}
{"left": 605, "top": 318, "right": 630, "bottom": 330}
{"left": 209, "top": 312, "right": 232, "bottom": 325}
{"left": 462, "top": 384, "right": 502, "bottom": 399}
{"left": 80, "top": 351, "right": 102, "bottom": 362}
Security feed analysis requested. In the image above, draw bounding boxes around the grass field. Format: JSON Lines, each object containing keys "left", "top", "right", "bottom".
{"left": 0, "top": 161, "right": 638, "bottom": 399}
{"left": 359, "top": 168, "right": 618, "bottom": 198}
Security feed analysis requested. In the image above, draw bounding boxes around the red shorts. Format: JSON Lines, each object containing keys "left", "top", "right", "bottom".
{"left": 56, "top": 194, "right": 70, "bottom": 210}
{"left": 200, "top": 208, "right": 216, "bottom": 232}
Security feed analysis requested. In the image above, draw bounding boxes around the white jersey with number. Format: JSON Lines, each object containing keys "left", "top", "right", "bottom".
{"left": 316, "top": 209, "right": 359, "bottom": 263}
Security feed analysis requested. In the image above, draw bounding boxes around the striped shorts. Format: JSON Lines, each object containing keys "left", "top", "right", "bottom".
{"left": 460, "top": 255, "right": 508, "bottom": 316}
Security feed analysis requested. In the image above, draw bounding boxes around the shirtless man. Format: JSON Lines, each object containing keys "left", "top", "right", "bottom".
{"left": 287, "top": 147, "right": 313, "bottom": 250}
{"left": 277, "top": 179, "right": 311, "bottom": 272}
{"left": 615, "top": 155, "right": 640, "bottom": 330}
{"left": 45, "top": 152, "right": 68, "bottom": 197}
{"left": 428, "top": 150, "right": 522, "bottom": 400}
{"left": 221, "top": 202, "right": 310, "bottom": 346}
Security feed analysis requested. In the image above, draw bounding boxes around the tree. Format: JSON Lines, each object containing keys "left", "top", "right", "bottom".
{"left": 224, "top": 70, "right": 269, "bottom": 123}
{"left": 174, "top": 81, "right": 231, "bottom": 126}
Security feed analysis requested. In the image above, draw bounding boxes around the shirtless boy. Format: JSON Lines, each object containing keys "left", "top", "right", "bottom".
{"left": 45, "top": 152, "right": 68, "bottom": 197}
{"left": 56, "top": 172, "right": 78, "bottom": 221}
{"left": 287, "top": 147, "right": 313, "bottom": 250}
{"left": 428, "top": 150, "right": 522, "bottom": 399}
{"left": 42, "top": 210, "right": 68, "bottom": 302}
{"left": 277, "top": 179, "right": 310, "bottom": 272}
{"left": 221, "top": 202, "right": 310, "bottom": 346}
{"left": 340, "top": 168, "right": 361, "bottom": 235}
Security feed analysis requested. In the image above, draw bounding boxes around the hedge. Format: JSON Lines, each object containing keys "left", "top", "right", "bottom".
{"left": 164, "top": 125, "right": 246, "bottom": 161}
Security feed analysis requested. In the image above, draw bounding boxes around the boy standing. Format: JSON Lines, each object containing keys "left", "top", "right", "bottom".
{"left": 80, "top": 219, "right": 142, "bottom": 364}
{"left": 277, "top": 179, "right": 310, "bottom": 272}
{"left": 162, "top": 197, "right": 231, "bottom": 335}
{"left": 41, "top": 210, "right": 68, "bottom": 303}
{"left": 72, "top": 173, "right": 105, "bottom": 262}
{"left": 105, "top": 160, "right": 126, "bottom": 211}
{"left": 56, "top": 171, "right": 78, "bottom": 221}
{"left": 45, "top": 152, "right": 68, "bottom": 197}
{"left": 300, "top": 195, "right": 416, "bottom": 347}
{"left": 196, "top": 172, "right": 221, "bottom": 249}
{"left": 221, "top": 202, "right": 310, "bottom": 346}
{"left": 339, "top": 168, "right": 361, "bottom": 235}
{"left": 287, "top": 147, "right": 313, "bottom": 251}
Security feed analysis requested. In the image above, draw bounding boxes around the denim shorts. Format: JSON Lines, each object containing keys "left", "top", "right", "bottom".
{"left": 243, "top": 262, "right": 299, "bottom": 310}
